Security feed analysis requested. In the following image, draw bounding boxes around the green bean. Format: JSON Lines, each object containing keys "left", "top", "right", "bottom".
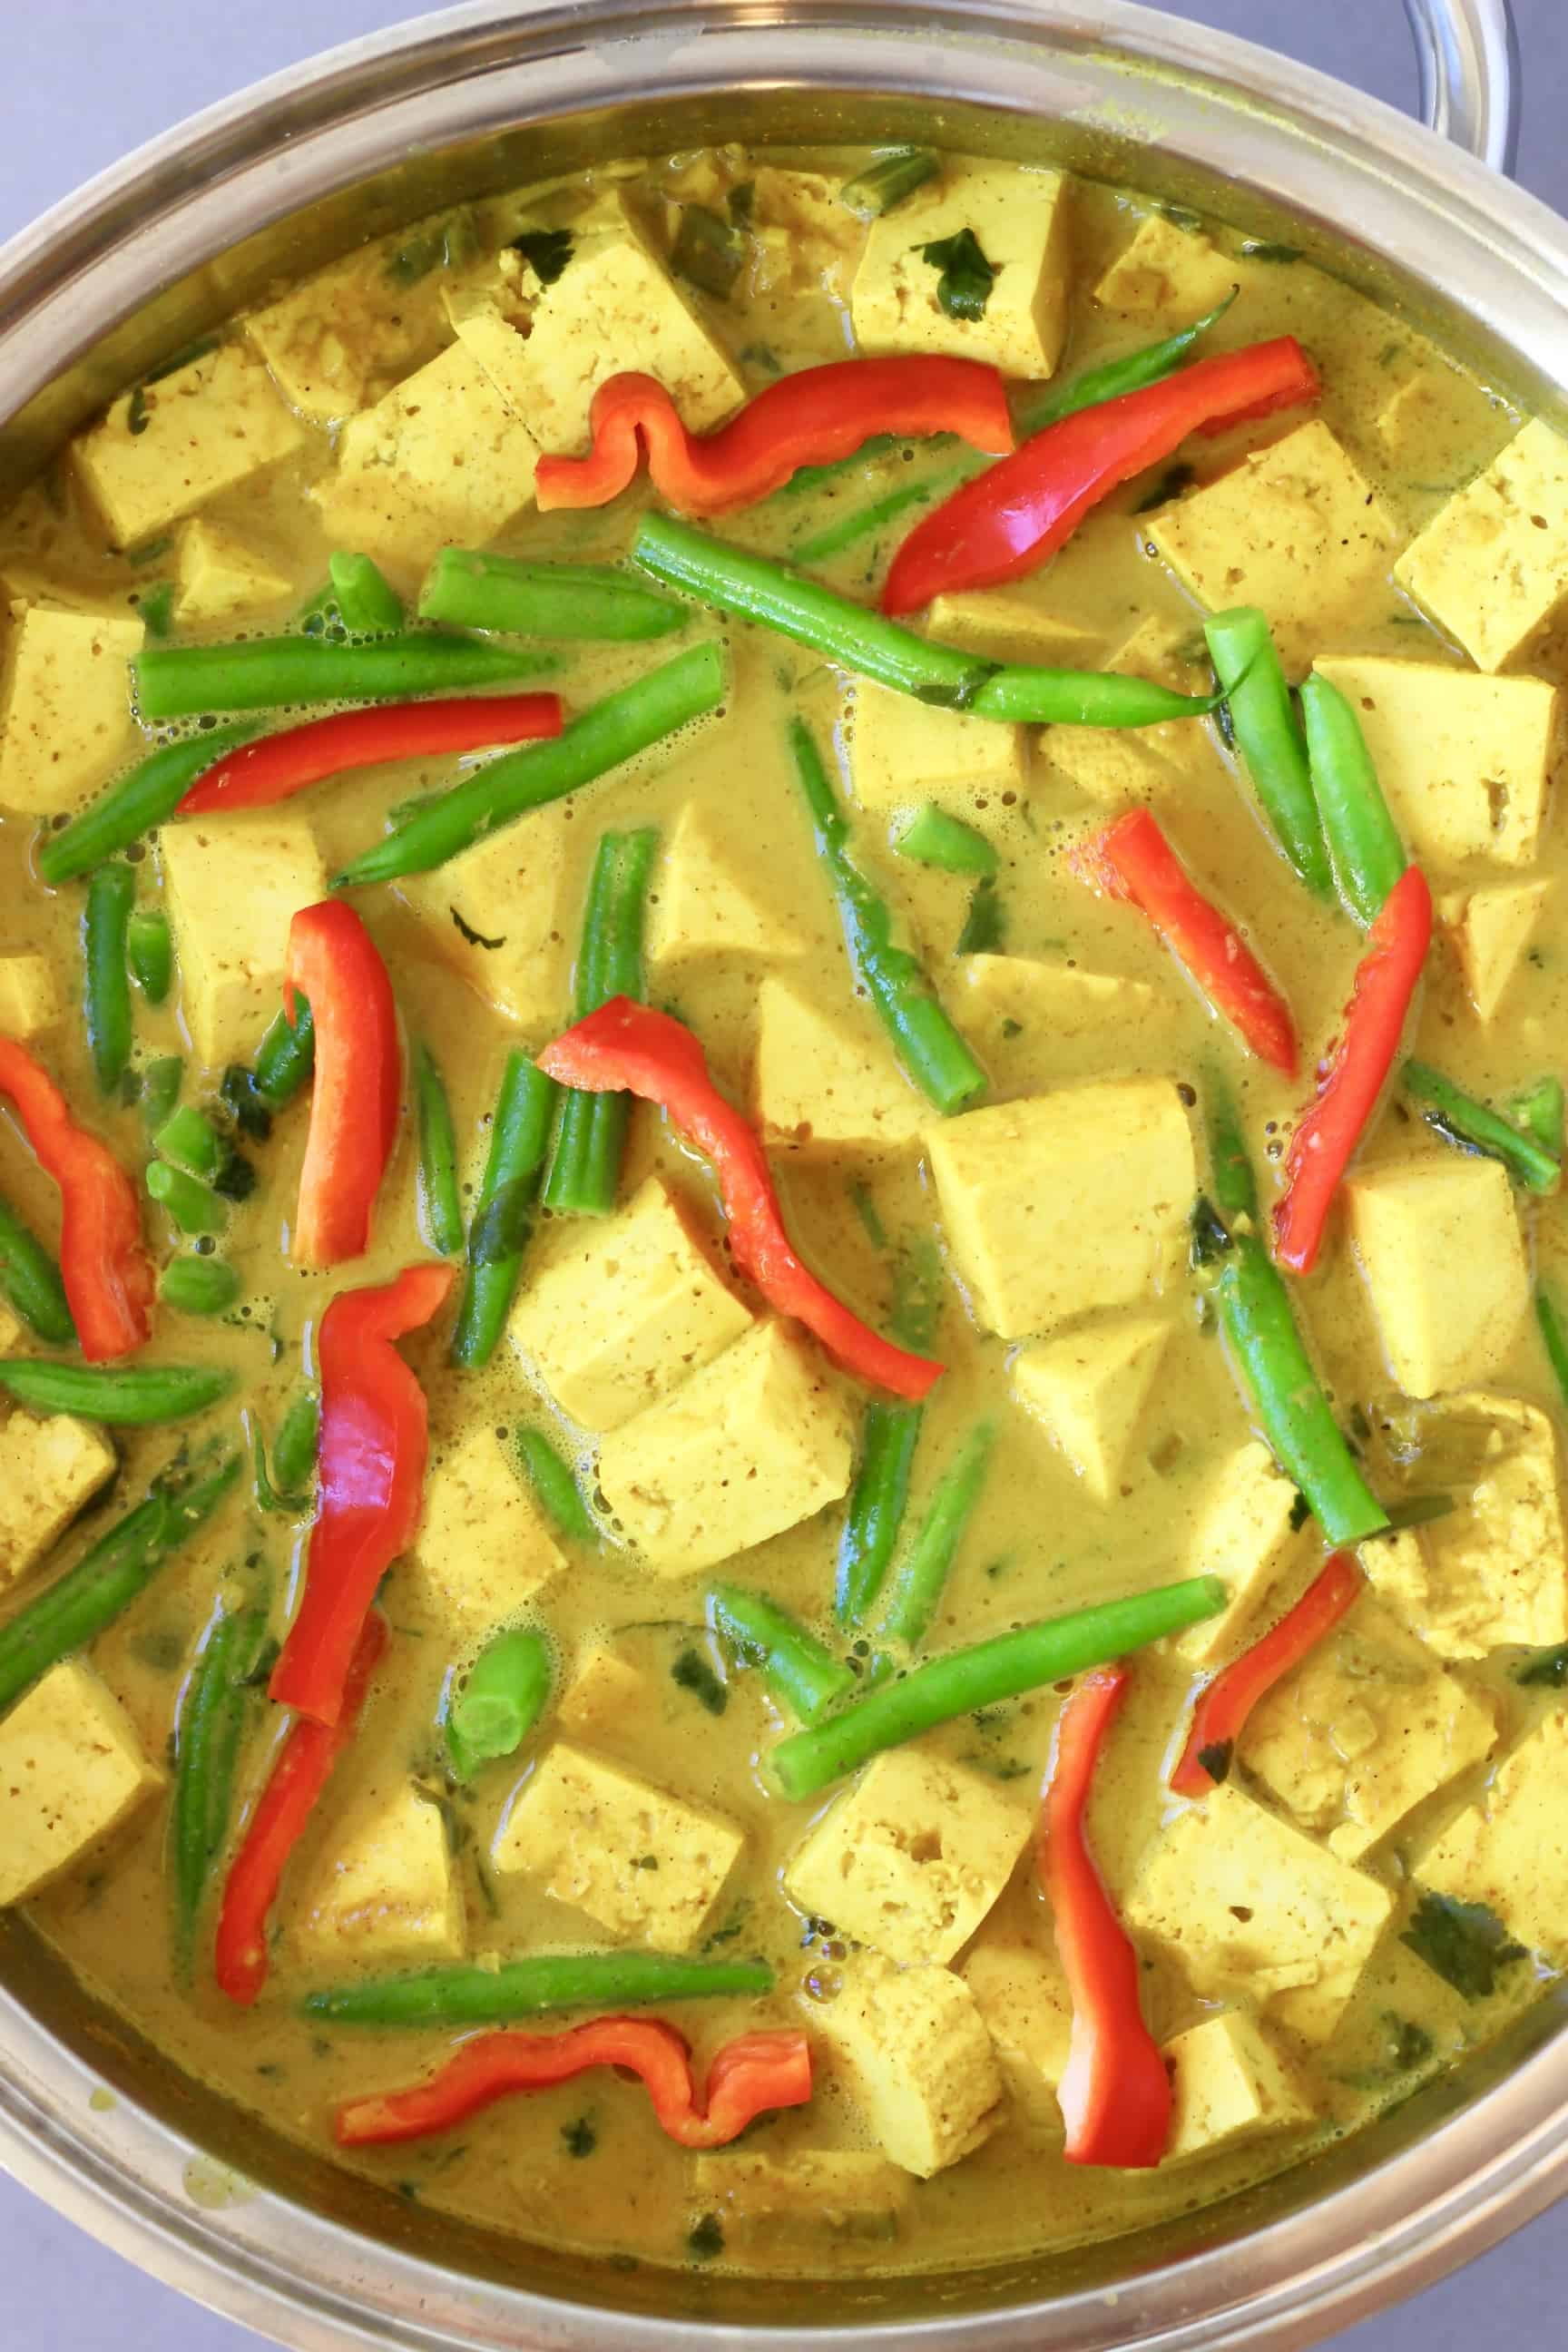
{"left": 147, "top": 1160, "right": 228, "bottom": 1237}
{"left": 839, "top": 147, "right": 940, "bottom": 220}
{"left": 1514, "top": 1076, "right": 1565, "bottom": 1159}
{"left": 451, "top": 1051, "right": 557, "bottom": 1368}
{"left": 83, "top": 862, "right": 135, "bottom": 1093}
{"left": 789, "top": 718, "right": 985, "bottom": 1116}
{"left": 0, "top": 1191, "right": 74, "bottom": 1346}
{"left": 158, "top": 1257, "right": 240, "bottom": 1317}
{"left": 171, "top": 1601, "right": 264, "bottom": 1970}
{"left": 838, "top": 1403, "right": 924, "bottom": 1628}
{"left": 967, "top": 666, "right": 1222, "bottom": 726}
{"left": 877, "top": 1419, "right": 996, "bottom": 1651}
{"left": 302, "top": 1949, "right": 774, "bottom": 2028}
{"left": 328, "top": 552, "right": 404, "bottom": 635}
{"left": 709, "top": 1583, "right": 856, "bottom": 1723}
{"left": 1536, "top": 1287, "right": 1568, "bottom": 1407}
{"left": 253, "top": 1000, "right": 315, "bottom": 1108}
{"left": 544, "top": 828, "right": 659, "bottom": 1216}
{"left": 418, "top": 551, "right": 686, "bottom": 642}
{"left": 126, "top": 908, "right": 174, "bottom": 1003}
{"left": 1403, "top": 1061, "right": 1561, "bottom": 1194}
{"left": 771, "top": 1575, "right": 1227, "bottom": 1801}
{"left": 140, "top": 1055, "right": 183, "bottom": 1135}
{"left": 333, "top": 643, "right": 725, "bottom": 890}
{"left": 0, "top": 1454, "right": 240, "bottom": 1713}
{"left": 38, "top": 726, "right": 259, "bottom": 886}
{"left": 514, "top": 1429, "right": 598, "bottom": 1544}
{"left": 413, "top": 1044, "right": 464, "bottom": 1256}
{"left": 0, "top": 1358, "right": 234, "bottom": 1424}
{"left": 271, "top": 1391, "right": 320, "bottom": 1495}
{"left": 1204, "top": 609, "right": 1333, "bottom": 897}
{"left": 154, "top": 1104, "right": 228, "bottom": 1182}
{"left": 792, "top": 467, "right": 966, "bottom": 568}
{"left": 1013, "top": 290, "right": 1237, "bottom": 436}
{"left": 895, "top": 804, "right": 998, "bottom": 876}
{"left": 781, "top": 436, "right": 897, "bottom": 500}
{"left": 135, "top": 632, "right": 557, "bottom": 720}
{"left": 138, "top": 582, "right": 175, "bottom": 640}
{"left": 1299, "top": 673, "right": 1407, "bottom": 925}
{"left": 446, "top": 1628, "right": 553, "bottom": 1781}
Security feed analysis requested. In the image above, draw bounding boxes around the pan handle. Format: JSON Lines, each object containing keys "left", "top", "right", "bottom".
{"left": 1404, "top": 0, "right": 1520, "bottom": 173}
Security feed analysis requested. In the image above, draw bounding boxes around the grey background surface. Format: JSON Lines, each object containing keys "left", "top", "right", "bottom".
{"left": 3, "top": 0, "right": 1568, "bottom": 2344}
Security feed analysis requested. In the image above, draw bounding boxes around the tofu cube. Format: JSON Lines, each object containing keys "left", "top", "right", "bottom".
{"left": 851, "top": 160, "right": 1072, "bottom": 380}
{"left": 596, "top": 1321, "right": 854, "bottom": 1575}
{"left": 645, "top": 801, "right": 807, "bottom": 971}
{"left": 1124, "top": 1782, "right": 1395, "bottom": 2043}
{"left": 691, "top": 2150, "right": 910, "bottom": 2250}
{"left": 173, "top": 519, "right": 292, "bottom": 626}
{"left": 1147, "top": 422, "right": 1404, "bottom": 668}
{"left": 1439, "top": 880, "right": 1548, "bottom": 1021}
{"left": 447, "top": 300, "right": 540, "bottom": 426}
{"left": 509, "top": 1175, "right": 753, "bottom": 1432}
{"left": 754, "top": 975, "right": 924, "bottom": 1155}
{"left": 0, "top": 1413, "right": 118, "bottom": 1588}
{"left": 1038, "top": 725, "right": 1182, "bottom": 808}
{"left": 1346, "top": 1156, "right": 1527, "bottom": 1401}
{"left": 1394, "top": 418, "right": 1568, "bottom": 671}
{"left": 1092, "top": 214, "right": 1241, "bottom": 315}
{"left": 1177, "top": 1440, "right": 1310, "bottom": 1664}
{"left": 245, "top": 235, "right": 451, "bottom": 420}
{"left": 558, "top": 1643, "right": 651, "bottom": 1743}
{"left": 814, "top": 1952, "right": 1003, "bottom": 2177}
{"left": 0, "top": 607, "right": 142, "bottom": 815}
{"left": 955, "top": 956, "right": 1171, "bottom": 1091}
{"left": 1013, "top": 1315, "right": 1171, "bottom": 1501}
{"left": 784, "top": 1747, "right": 1029, "bottom": 1965}
{"left": 407, "top": 1424, "right": 564, "bottom": 1634}
{"left": 1418, "top": 1709, "right": 1568, "bottom": 1964}
{"left": 0, "top": 953, "right": 61, "bottom": 1040}
{"left": 745, "top": 168, "right": 860, "bottom": 309}
{"left": 961, "top": 1932, "right": 1073, "bottom": 2135}
{"left": 72, "top": 343, "right": 306, "bottom": 549}
{"left": 849, "top": 681, "right": 1024, "bottom": 820}
{"left": 0, "top": 1660, "right": 163, "bottom": 1905}
{"left": 294, "top": 1779, "right": 465, "bottom": 1966}
{"left": 396, "top": 805, "right": 573, "bottom": 1034}
{"left": 926, "top": 1081, "right": 1196, "bottom": 1339}
{"left": 1163, "top": 2013, "right": 1314, "bottom": 2162}
{"left": 493, "top": 1740, "right": 743, "bottom": 1948}
{"left": 926, "top": 591, "right": 1101, "bottom": 667}
{"left": 158, "top": 810, "right": 326, "bottom": 1071}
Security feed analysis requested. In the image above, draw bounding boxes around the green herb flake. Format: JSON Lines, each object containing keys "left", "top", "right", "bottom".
{"left": 671, "top": 1645, "right": 727, "bottom": 1716}
{"left": 1515, "top": 1642, "right": 1568, "bottom": 1689}
{"left": 1196, "top": 1740, "right": 1233, "bottom": 1787}
{"left": 1401, "top": 1889, "right": 1527, "bottom": 2000}
{"left": 1385, "top": 2014, "right": 1435, "bottom": 2071}
{"left": 451, "top": 905, "right": 505, "bottom": 951}
{"left": 916, "top": 228, "right": 997, "bottom": 322}
{"left": 1153, "top": 201, "right": 1204, "bottom": 233}
{"left": 562, "top": 2116, "right": 597, "bottom": 2158}
{"left": 1134, "top": 462, "right": 1195, "bottom": 513}
{"left": 126, "top": 386, "right": 152, "bottom": 437}
{"left": 956, "top": 876, "right": 1005, "bottom": 956}
{"left": 1289, "top": 1491, "right": 1311, "bottom": 1534}
{"left": 512, "top": 227, "right": 573, "bottom": 285}
{"left": 687, "top": 2213, "right": 725, "bottom": 2260}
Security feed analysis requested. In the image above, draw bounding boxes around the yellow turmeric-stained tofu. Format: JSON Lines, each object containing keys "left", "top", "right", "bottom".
{"left": 1162, "top": 2013, "right": 1314, "bottom": 2161}
{"left": 813, "top": 1952, "right": 1004, "bottom": 2178}
{"left": 172, "top": 518, "right": 293, "bottom": 627}
{"left": 245, "top": 233, "right": 455, "bottom": 421}
{"left": 0, "top": 952, "right": 61, "bottom": 1040}
{"left": 1417, "top": 1710, "right": 1568, "bottom": 1965}
{"left": 0, "top": 1661, "right": 163, "bottom": 1906}
{"left": 961, "top": 1932, "right": 1073, "bottom": 2136}
{"left": 645, "top": 800, "right": 808, "bottom": 972}
{"left": 754, "top": 975, "right": 925, "bottom": 1155}
{"left": 557, "top": 1644, "right": 651, "bottom": 1744}
{"left": 1346, "top": 1157, "right": 1528, "bottom": 1401}
{"left": 396, "top": 805, "right": 574, "bottom": 1034}
{"left": 1394, "top": 417, "right": 1568, "bottom": 671}
{"left": 1013, "top": 1316, "right": 1171, "bottom": 1502}
{"left": 852, "top": 161, "right": 1072, "bottom": 380}
{"left": 848, "top": 681, "right": 1024, "bottom": 822}
{"left": 926, "top": 590, "right": 1101, "bottom": 668}
{"left": 0, "top": 606, "right": 142, "bottom": 815}
{"left": 158, "top": 810, "right": 328, "bottom": 1071}
{"left": 1037, "top": 724, "right": 1183, "bottom": 808}
{"left": 1438, "top": 881, "right": 1549, "bottom": 1021}
{"left": 744, "top": 167, "right": 860, "bottom": 311}
{"left": 0, "top": 1413, "right": 118, "bottom": 1588}
{"left": 1092, "top": 214, "right": 1241, "bottom": 315}
{"left": 294, "top": 1779, "right": 466, "bottom": 1968}
{"left": 72, "top": 343, "right": 306, "bottom": 549}
{"left": 406, "top": 1423, "right": 565, "bottom": 1635}
{"left": 954, "top": 956, "right": 1170, "bottom": 1091}
{"left": 691, "top": 2150, "right": 911, "bottom": 2251}
{"left": 1177, "top": 1440, "right": 1310, "bottom": 1664}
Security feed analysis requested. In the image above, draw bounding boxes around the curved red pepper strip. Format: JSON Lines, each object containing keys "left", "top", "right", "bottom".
{"left": 536, "top": 999, "right": 942, "bottom": 1400}
{"left": 1171, "top": 1552, "right": 1362, "bottom": 1799}
{"left": 1040, "top": 1667, "right": 1171, "bottom": 2170}
{"left": 215, "top": 1611, "right": 387, "bottom": 2005}
{"left": 177, "top": 695, "right": 564, "bottom": 817}
{"left": 285, "top": 902, "right": 401, "bottom": 1269}
{"left": 0, "top": 1038, "right": 152, "bottom": 1360}
{"left": 534, "top": 358, "right": 1014, "bottom": 517}
{"left": 1073, "top": 808, "right": 1298, "bottom": 1077}
{"left": 882, "top": 336, "right": 1320, "bottom": 615}
{"left": 1273, "top": 865, "right": 1433, "bottom": 1275}
{"left": 334, "top": 2017, "right": 812, "bottom": 2150}
{"left": 270, "top": 1262, "right": 455, "bottom": 1726}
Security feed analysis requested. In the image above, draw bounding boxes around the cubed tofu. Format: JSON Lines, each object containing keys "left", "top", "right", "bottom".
{"left": 172, "top": 518, "right": 292, "bottom": 626}
{"left": 1313, "top": 657, "right": 1554, "bottom": 868}
{"left": 0, "top": 1413, "right": 117, "bottom": 1588}
{"left": 926, "top": 1082, "right": 1196, "bottom": 1340}
{"left": 1346, "top": 1157, "right": 1527, "bottom": 1401}
{"left": 955, "top": 956, "right": 1171, "bottom": 1089}
{"left": 645, "top": 801, "right": 807, "bottom": 971}
{"left": 447, "top": 299, "right": 538, "bottom": 426}
{"left": 597, "top": 1321, "right": 854, "bottom": 1575}
{"left": 493, "top": 1740, "right": 743, "bottom": 1948}
{"left": 1124, "top": 1782, "right": 1395, "bottom": 2043}
{"left": 159, "top": 811, "right": 327, "bottom": 1071}
{"left": 509, "top": 1175, "right": 753, "bottom": 1432}
{"left": 1241, "top": 1591, "right": 1496, "bottom": 1860}
{"left": 746, "top": 167, "right": 860, "bottom": 309}
{"left": 1013, "top": 1316, "right": 1171, "bottom": 1502}
{"left": 925, "top": 591, "right": 1101, "bottom": 667}
{"left": 849, "top": 681, "right": 1024, "bottom": 820}
{"left": 0, "top": 1661, "right": 163, "bottom": 1905}
{"left": 1361, "top": 1392, "right": 1568, "bottom": 1658}
{"left": 784, "top": 1747, "right": 1029, "bottom": 1965}
{"left": 1147, "top": 422, "right": 1404, "bottom": 667}
{"left": 1177, "top": 1440, "right": 1309, "bottom": 1664}
{"left": 73, "top": 344, "right": 306, "bottom": 548}
{"left": 1439, "top": 881, "right": 1548, "bottom": 1021}
{"left": 852, "top": 160, "right": 1072, "bottom": 379}
{"left": 691, "top": 2149, "right": 910, "bottom": 2250}
{"left": 1038, "top": 724, "right": 1182, "bottom": 808}
{"left": 961, "top": 1933, "right": 1073, "bottom": 2135}
{"left": 1163, "top": 2013, "right": 1314, "bottom": 2162}
{"left": 815, "top": 1953, "right": 1003, "bottom": 2177}
{"left": 1418, "top": 1709, "right": 1568, "bottom": 1964}
{"left": 1093, "top": 214, "right": 1241, "bottom": 314}
{"left": 0, "top": 607, "right": 142, "bottom": 815}
{"left": 294, "top": 1779, "right": 465, "bottom": 1966}
{"left": 558, "top": 1643, "right": 651, "bottom": 1742}
{"left": 245, "top": 237, "right": 451, "bottom": 421}
{"left": 1394, "top": 418, "right": 1568, "bottom": 671}
{"left": 407, "top": 1424, "right": 565, "bottom": 1632}
{"left": 754, "top": 975, "right": 925, "bottom": 1155}
{"left": 0, "top": 953, "right": 61, "bottom": 1039}
{"left": 395, "top": 805, "right": 573, "bottom": 1033}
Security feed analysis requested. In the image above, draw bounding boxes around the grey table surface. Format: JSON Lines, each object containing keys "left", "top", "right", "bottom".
{"left": 3, "top": 0, "right": 1568, "bottom": 2343}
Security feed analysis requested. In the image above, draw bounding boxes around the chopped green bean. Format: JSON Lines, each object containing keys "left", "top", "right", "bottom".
{"left": 83, "top": 861, "right": 135, "bottom": 1093}
{"left": 413, "top": 1044, "right": 465, "bottom": 1257}
{"left": 328, "top": 552, "right": 404, "bottom": 635}
{"left": 1514, "top": 1076, "right": 1565, "bottom": 1159}
{"left": 838, "top": 1403, "right": 924, "bottom": 1630}
{"left": 252, "top": 1000, "right": 315, "bottom": 1108}
{"left": 302, "top": 1948, "right": 775, "bottom": 2028}
{"left": 135, "top": 632, "right": 557, "bottom": 720}
{"left": 1013, "top": 291, "right": 1237, "bottom": 436}
{"left": 127, "top": 908, "right": 174, "bottom": 1002}
{"left": 137, "top": 582, "right": 175, "bottom": 639}
{"left": 451, "top": 1052, "right": 557, "bottom": 1367}
{"left": 839, "top": 147, "right": 940, "bottom": 220}
{"left": 1300, "top": 673, "right": 1407, "bottom": 925}
{"left": 877, "top": 1419, "right": 996, "bottom": 1651}
{"left": 1404, "top": 1061, "right": 1561, "bottom": 1194}
{"left": 967, "top": 666, "right": 1222, "bottom": 726}
{"left": 39, "top": 726, "right": 259, "bottom": 885}
{"left": 154, "top": 1104, "right": 228, "bottom": 1183}
{"left": 158, "top": 1257, "right": 241, "bottom": 1317}
{"left": 0, "top": 1191, "right": 74, "bottom": 1347}
{"left": 1204, "top": 609, "right": 1333, "bottom": 896}
{"left": 671, "top": 203, "right": 746, "bottom": 299}
{"left": 446, "top": 1628, "right": 553, "bottom": 1781}
{"left": 956, "top": 877, "right": 1006, "bottom": 955}
{"left": 0, "top": 1358, "right": 234, "bottom": 1424}
{"left": 147, "top": 1159, "right": 228, "bottom": 1237}
{"left": 139, "top": 1055, "right": 183, "bottom": 1136}
{"left": 171, "top": 1601, "right": 265, "bottom": 1970}
{"left": 419, "top": 551, "right": 686, "bottom": 642}
{"left": 514, "top": 1429, "right": 598, "bottom": 1544}
{"left": 544, "top": 828, "right": 659, "bottom": 1216}
{"left": 895, "top": 804, "right": 998, "bottom": 877}
{"left": 709, "top": 1583, "right": 856, "bottom": 1723}
{"left": 1536, "top": 1286, "right": 1568, "bottom": 1408}
{"left": 271, "top": 1391, "right": 321, "bottom": 1496}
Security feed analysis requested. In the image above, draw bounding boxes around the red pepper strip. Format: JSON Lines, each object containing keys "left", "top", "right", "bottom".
{"left": 1073, "top": 808, "right": 1299, "bottom": 1078}
{"left": 270, "top": 1262, "right": 455, "bottom": 1726}
{"left": 285, "top": 901, "right": 401, "bottom": 1269}
{"left": 0, "top": 1038, "right": 152, "bottom": 1360}
{"left": 176, "top": 695, "right": 564, "bottom": 817}
{"left": 214, "top": 1611, "right": 387, "bottom": 2006}
{"left": 1273, "top": 864, "right": 1434, "bottom": 1275}
{"left": 1040, "top": 1667, "right": 1171, "bottom": 2170}
{"left": 334, "top": 2018, "right": 812, "bottom": 2150}
{"left": 536, "top": 999, "right": 942, "bottom": 1400}
{"left": 881, "top": 335, "right": 1320, "bottom": 615}
{"left": 533, "top": 358, "right": 1014, "bottom": 517}
{"left": 1171, "top": 1552, "right": 1362, "bottom": 1799}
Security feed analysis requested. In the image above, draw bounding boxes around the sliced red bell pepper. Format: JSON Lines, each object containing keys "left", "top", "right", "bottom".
{"left": 1073, "top": 808, "right": 1299, "bottom": 1077}
{"left": 334, "top": 2016, "right": 812, "bottom": 2150}
{"left": 535, "top": 999, "right": 942, "bottom": 1400}
{"left": 533, "top": 358, "right": 1014, "bottom": 517}
{"left": 269, "top": 1262, "right": 455, "bottom": 1727}
{"left": 1171, "top": 1551, "right": 1362, "bottom": 1799}
{"left": 177, "top": 695, "right": 564, "bottom": 817}
{"left": 285, "top": 901, "right": 401, "bottom": 1268}
{"left": 214, "top": 1611, "right": 387, "bottom": 2005}
{"left": 0, "top": 1037, "right": 152, "bottom": 1359}
{"left": 1273, "top": 864, "right": 1433, "bottom": 1275}
{"left": 1040, "top": 1666, "right": 1171, "bottom": 2170}
{"left": 882, "top": 336, "right": 1320, "bottom": 614}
